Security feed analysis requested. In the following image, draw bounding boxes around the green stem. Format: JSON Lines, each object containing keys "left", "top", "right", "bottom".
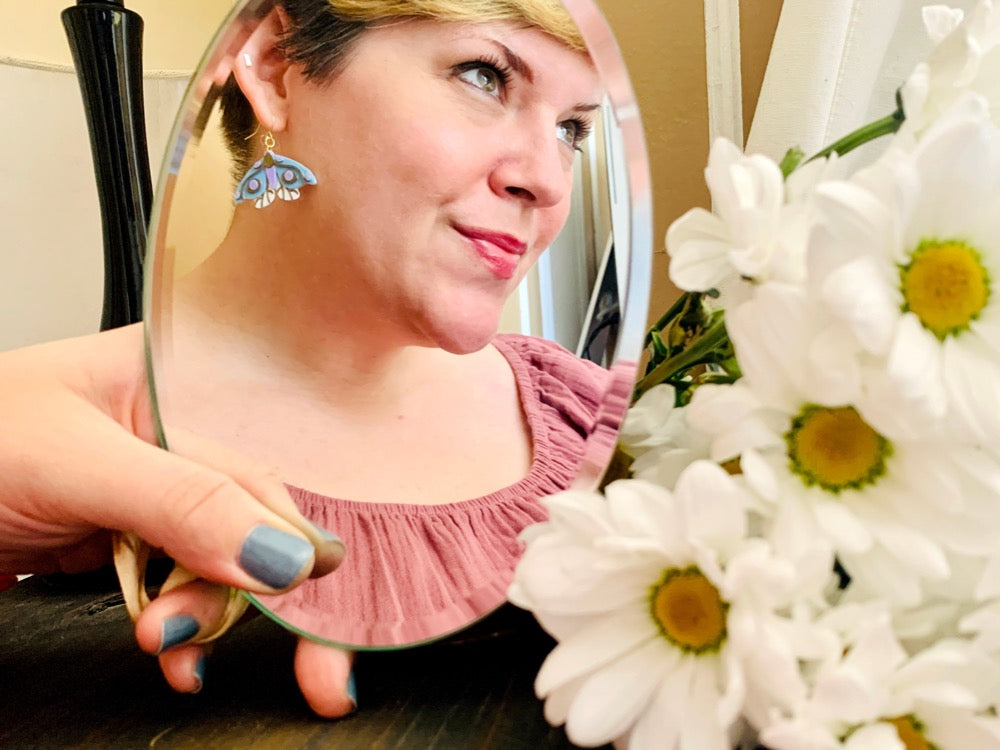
{"left": 644, "top": 292, "right": 692, "bottom": 347}
{"left": 805, "top": 108, "right": 904, "bottom": 163}
{"left": 634, "top": 317, "right": 729, "bottom": 399}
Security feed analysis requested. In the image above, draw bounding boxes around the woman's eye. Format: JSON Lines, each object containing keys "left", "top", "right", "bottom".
{"left": 559, "top": 118, "right": 594, "bottom": 151}
{"left": 457, "top": 65, "right": 503, "bottom": 98}
{"left": 558, "top": 119, "right": 593, "bottom": 150}
{"left": 556, "top": 121, "right": 579, "bottom": 148}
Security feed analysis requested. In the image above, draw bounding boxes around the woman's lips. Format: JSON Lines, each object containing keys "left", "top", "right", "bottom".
{"left": 455, "top": 225, "right": 527, "bottom": 281}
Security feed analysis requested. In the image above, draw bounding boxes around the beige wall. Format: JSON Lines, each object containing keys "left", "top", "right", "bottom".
{"left": 0, "top": 0, "right": 236, "bottom": 71}
{"left": 0, "top": 1, "right": 238, "bottom": 349}
{"left": 595, "top": 0, "right": 783, "bottom": 323}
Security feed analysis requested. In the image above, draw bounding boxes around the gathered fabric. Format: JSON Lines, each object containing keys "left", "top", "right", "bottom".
{"left": 252, "top": 334, "right": 609, "bottom": 646}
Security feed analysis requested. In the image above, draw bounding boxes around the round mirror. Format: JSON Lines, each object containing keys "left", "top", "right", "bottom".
{"left": 145, "top": 0, "right": 651, "bottom": 650}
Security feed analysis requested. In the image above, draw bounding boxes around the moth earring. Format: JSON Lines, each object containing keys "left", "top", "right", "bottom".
{"left": 233, "top": 131, "right": 318, "bottom": 209}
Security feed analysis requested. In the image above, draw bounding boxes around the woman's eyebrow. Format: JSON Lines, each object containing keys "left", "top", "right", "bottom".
{"left": 485, "top": 39, "right": 601, "bottom": 113}
{"left": 487, "top": 39, "right": 534, "bottom": 83}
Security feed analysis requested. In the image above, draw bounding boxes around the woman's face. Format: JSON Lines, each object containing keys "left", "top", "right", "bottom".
{"left": 280, "top": 19, "right": 602, "bottom": 354}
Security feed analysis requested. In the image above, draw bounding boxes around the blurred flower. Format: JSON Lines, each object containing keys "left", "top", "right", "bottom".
{"left": 901, "top": 1, "right": 1000, "bottom": 135}
{"left": 761, "top": 613, "right": 1000, "bottom": 750}
{"left": 618, "top": 384, "right": 710, "bottom": 489}
{"left": 666, "top": 138, "right": 812, "bottom": 302}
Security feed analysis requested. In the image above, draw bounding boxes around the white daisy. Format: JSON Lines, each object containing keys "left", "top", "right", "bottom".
{"left": 901, "top": 1, "right": 1000, "bottom": 136}
{"left": 509, "top": 467, "right": 833, "bottom": 750}
{"left": 954, "top": 552, "right": 1000, "bottom": 672}
{"left": 618, "top": 384, "right": 710, "bottom": 490}
{"left": 887, "top": 551, "right": 990, "bottom": 653}
{"left": 666, "top": 138, "right": 822, "bottom": 301}
{"left": 760, "top": 613, "right": 1000, "bottom": 750}
{"left": 686, "top": 282, "right": 1000, "bottom": 607}
{"left": 811, "top": 93, "right": 1000, "bottom": 445}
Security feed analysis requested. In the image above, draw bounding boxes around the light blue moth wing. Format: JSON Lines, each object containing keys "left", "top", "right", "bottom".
{"left": 234, "top": 151, "right": 318, "bottom": 208}
{"left": 233, "top": 153, "right": 270, "bottom": 206}
{"left": 269, "top": 152, "right": 318, "bottom": 203}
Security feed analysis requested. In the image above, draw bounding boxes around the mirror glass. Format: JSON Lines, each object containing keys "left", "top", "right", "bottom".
{"left": 145, "top": 0, "right": 651, "bottom": 650}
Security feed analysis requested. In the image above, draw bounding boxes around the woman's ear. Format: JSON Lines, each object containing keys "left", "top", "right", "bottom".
{"left": 232, "top": 7, "right": 295, "bottom": 133}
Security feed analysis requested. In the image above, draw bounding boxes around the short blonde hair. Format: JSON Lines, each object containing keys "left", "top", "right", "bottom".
{"left": 327, "top": 0, "right": 585, "bottom": 51}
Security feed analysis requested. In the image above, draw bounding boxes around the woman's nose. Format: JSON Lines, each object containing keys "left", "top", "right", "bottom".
{"left": 489, "top": 123, "right": 571, "bottom": 208}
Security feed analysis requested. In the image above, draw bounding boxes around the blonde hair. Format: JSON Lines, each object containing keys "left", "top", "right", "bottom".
{"left": 327, "top": 0, "right": 585, "bottom": 51}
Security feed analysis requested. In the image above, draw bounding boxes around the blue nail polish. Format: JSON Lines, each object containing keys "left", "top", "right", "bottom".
{"left": 192, "top": 654, "right": 206, "bottom": 694}
{"left": 159, "top": 614, "right": 199, "bottom": 653}
{"left": 346, "top": 670, "right": 357, "bottom": 710}
{"left": 239, "top": 525, "right": 313, "bottom": 589}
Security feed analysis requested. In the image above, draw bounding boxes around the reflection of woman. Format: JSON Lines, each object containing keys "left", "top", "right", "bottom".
{"left": 162, "top": 0, "right": 609, "bottom": 715}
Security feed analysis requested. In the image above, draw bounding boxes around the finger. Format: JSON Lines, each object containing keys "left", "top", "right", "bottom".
{"left": 139, "top": 581, "right": 219, "bottom": 694}
{"left": 164, "top": 427, "right": 346, "bottom": 577}
{"left": 134, "top": 578, "right": 233, "bottom": 655}
{"left": 294, "top": 639, "right": 357, "bottom": 718}
{"left": 59, "top": 415, "right": 339, "bottom": 594}
{"left": 158, "top": 643, "right": 208, "bottom": 694}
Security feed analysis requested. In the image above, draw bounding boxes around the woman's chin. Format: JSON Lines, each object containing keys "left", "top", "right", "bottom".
{"left": 420, "top": 313, "right": 501, "bottom": 355}
{"left": 434, "top": 326, "right": 499, "bottom": 355}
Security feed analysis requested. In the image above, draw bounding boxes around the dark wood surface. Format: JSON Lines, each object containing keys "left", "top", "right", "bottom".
{"left": 0, "top": 571, "right": 599, "bottom": 749}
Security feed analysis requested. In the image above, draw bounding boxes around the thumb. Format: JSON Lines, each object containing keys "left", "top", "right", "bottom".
{"left": 73, "top": 415, "right": 345, "bottom": 593}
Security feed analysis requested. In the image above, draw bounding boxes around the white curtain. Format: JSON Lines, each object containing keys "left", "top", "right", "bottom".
{"left": 746, "top": 0, "right": 980, "bottom": 164}
{"left": 0, "top": 59, "right": 189, "bottom": 351}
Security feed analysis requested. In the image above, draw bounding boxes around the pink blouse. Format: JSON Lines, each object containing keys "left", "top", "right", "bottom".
{"left": 252, "top": 334, "right": 610, "bottom": 647}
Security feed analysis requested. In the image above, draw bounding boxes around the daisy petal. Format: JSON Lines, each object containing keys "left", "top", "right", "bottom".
{"left": 872, "top": 524, "right": 949, "bottom": 582}
{"left": 666, "top": 208, "right": 733, "bottom": 292}
{"left": 565, "top": 638, "right": 677, "bottom": 747}
{"left": 626, "top": 657, "right": 694, "bottom": 750}
{"left": 542, "top": 673, "right": 589, "bottom": 727}
{"left": 918, "top": 704, "right": 1000, "bottom": 749}
{"left": 812, "top": 500, "right": 872, "bottom": 554}
{"left": 679, "top": 660, "right": 730, "bottom": 750}
{"left": 819, "top": 256, "right": 897, "bottom": 355}
{"left": 675, "top": 461, "right": 747, "bottom": 550}
{"left": 923, "top": 5, "right": 965, "bottom": 43}
{"left": 842, "top": 723, "right": 904, "bottom": 750}
{"left": 535, "top": 606, "right": 659, "bottom": 696}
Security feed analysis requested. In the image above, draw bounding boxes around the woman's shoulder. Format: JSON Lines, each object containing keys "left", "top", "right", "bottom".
{"left": 492, "top": 333, "right": 611, "bottom": 435}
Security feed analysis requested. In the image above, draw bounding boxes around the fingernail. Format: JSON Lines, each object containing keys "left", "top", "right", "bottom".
{"left": 311, "top": 522, "right": 343, "bottom": 546}
{"left": 311, "top": 523, "right": 346, "bottom": 573}
{"left": 345, "top": 669, "right": 357, "bottom": 712}
{"left": 239, "top": 525, "right": 314, "bottom": 589}
{"left": 159, "top": 614, "right": 200, "bottom": 653}
{"left": 192, "top": 654, "right": 206, "bottom": 694}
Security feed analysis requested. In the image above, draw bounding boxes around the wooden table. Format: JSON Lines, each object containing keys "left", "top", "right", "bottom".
{"left": 1, "top": 570, "right": 601, "bottom": 749}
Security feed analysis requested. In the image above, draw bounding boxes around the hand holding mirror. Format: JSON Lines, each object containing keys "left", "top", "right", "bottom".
{"left": 144, "top": 0, "right": 651, "bottom": 650}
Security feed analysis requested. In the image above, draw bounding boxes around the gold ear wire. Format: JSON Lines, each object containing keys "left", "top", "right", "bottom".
{"left": 244, "top": 122, "right": 262, "bottom": 141}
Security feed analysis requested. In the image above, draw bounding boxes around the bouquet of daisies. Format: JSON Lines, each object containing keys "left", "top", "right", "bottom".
{"left": 510, "top": 3, "right": 1000, "bottom": 749}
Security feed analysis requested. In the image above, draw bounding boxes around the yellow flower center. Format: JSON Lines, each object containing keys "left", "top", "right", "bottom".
{"left": 786, "top": 405, "right": 892, "bottom": 493}
{"left": 720, "top": 457, "right": 742, "bottom": 475}
{"left": 900, "top": 239, "right": 990, "bottom": 340}
{"left": 650, "top": 567, "right": 728, "bottom": 653}
{"left": 886, "top": 716, "right": 937, "bottom": 750}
